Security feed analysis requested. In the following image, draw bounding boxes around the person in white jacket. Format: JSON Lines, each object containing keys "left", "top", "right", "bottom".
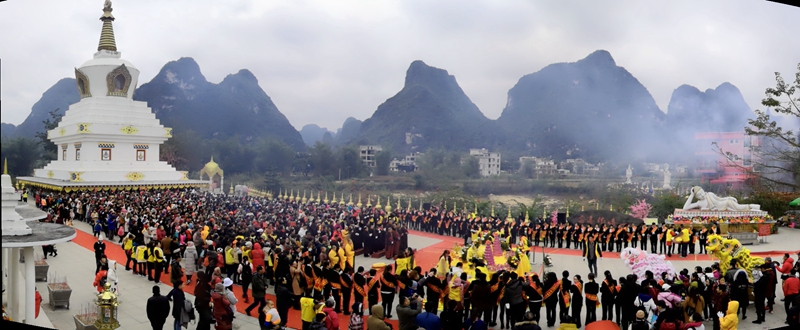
{"left": 107, "top": 260, "right": 120, "bottom": 300}
{"left": 633, "top": 291, "right": 657, "bottom": 325}
{"left": 222, "top": 277, "right": 239, "bottom": 312}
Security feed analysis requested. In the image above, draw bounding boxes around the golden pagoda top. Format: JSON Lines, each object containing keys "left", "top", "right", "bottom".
{"left": 98, "top": 0, "right": 117, "bottom": 52}
{"left": 199, "top": 156, "right": 224, "bottom": 178}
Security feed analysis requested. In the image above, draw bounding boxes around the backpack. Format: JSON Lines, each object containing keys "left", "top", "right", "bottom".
{"left": 630, "top": 320, "right": 649, "bottom": 330}
{"left": 659, "top": 320, "right": 682, "bottom": 330}
{"left": 635, "top": 297, "right": 648, "bottom": 315}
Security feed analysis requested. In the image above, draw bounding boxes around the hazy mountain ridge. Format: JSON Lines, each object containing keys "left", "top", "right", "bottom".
{"left": 299, "top": 124, "right": 335, "bottom": 146}
{"left": 5, "top": 57, "right": 305, "bottom": 152}
{"left": 7, "top": 51, "right": 762, "bottom": 163}
{"left": 356, "top": 60, "right": 503, "bottom": 154}
{"left": 495, "top": 50, "right": 668, "bottom": 161}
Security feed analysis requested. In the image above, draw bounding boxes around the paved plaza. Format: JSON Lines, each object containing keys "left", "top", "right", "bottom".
{"left": 19, "top": 219, "right": 800, "bottom": 330}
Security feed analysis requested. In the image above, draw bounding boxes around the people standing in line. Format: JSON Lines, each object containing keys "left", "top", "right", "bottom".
{"left": 147, "top": 285, "right": 170, "bottom": 330}
{"left": 135, "top": 238, "right": 148, "bottom": 277}
{"left": 584, "top": 273, "right": 599, "bottom": 325}
{"left": 558, "top": 271, "right": 572, "bottom": 324}
{"left": 569, "top": 274, "right": 583, "bottom": 328}
{"left": 542, "top": 272, "right": 559, "bottom": 328}
{"left": 170, "top": 252, "right": 183, "bottom": 287}
{"left": 600, "top": 271, "right": 616, "bottom": 322}
{"left": 152, "top": 241, "right": 165, "bottom": 283}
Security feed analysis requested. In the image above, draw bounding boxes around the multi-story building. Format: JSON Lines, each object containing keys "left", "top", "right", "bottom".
{"left": 694, "top": 132, "right": 759, "bottom": 189}
{"left": 470, "top": 148, "right": 501, "bottom": 176}
{"left": 389, "top": 152, "right": 421, "bottom": 173}
{"left": 359, "top": 145, "right": 382, "bottom": 168}
{"left": 518, "top": 156, "right": 557, "bottom": 176}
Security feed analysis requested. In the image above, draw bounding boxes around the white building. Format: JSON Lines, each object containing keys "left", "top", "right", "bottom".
{"left": 390, "top": 152, "right": 421, "bottom": 172}
{"left": 518, "top": 156, "right": 557, "bottom": 176}
{"left": 470, "top": 148, "right": 501, "bottom": 176}
{"left": 19, "top": 3, "right": 205, "bottom": 191}
{"left": 359, "top": 145, "right": 382, "bottom": 168}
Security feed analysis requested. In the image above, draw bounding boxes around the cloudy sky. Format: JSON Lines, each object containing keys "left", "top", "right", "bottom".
{"left": 1, "top": 0, "right": 798, "bottom": 132}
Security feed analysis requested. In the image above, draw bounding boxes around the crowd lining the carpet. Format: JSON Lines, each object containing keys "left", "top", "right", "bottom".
{"left": 29, "top": 188, "right": 800, "bottom": 330}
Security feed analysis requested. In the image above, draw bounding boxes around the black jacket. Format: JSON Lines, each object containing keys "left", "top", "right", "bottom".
{"left": 147, "top": 293, "right": 171, "bottom": 322}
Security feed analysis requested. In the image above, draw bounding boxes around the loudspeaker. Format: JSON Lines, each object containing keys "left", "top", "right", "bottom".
{"left": 557, "top": 212, "right": 567, "bottom": 224}
{"left": 423, "top": 203, "right": 431, "bottom": 210}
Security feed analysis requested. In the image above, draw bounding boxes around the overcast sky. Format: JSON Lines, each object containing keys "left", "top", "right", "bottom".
{"left": 1, "top": 0, "right": 798, "bottom": 132}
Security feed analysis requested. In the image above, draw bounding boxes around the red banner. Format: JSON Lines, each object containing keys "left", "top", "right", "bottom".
{"left": 757, "top": 224, "right": 771, "bottom": 236}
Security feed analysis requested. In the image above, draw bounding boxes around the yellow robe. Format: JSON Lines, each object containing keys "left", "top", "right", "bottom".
{"left": 338, "top": 247, "right": 346, "bottom": 270}
{"left": 328, "top": 249, "right": 340, "bottom": 269}
{"left": 345, "top": 243, "right": 355, "bottom": 268}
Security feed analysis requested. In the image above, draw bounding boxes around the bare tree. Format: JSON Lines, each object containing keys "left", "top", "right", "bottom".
{"left": 718, "top": 63, "right": 799, "bottom": 191}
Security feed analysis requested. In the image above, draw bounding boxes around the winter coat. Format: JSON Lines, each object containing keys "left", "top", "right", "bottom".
{"left": 512, "top": 320, "right": 542, "bottom": 330}
{"left": 323, "top": 307, "right": 340, "bottom": 330}
{"left": 504, "top": 279, "right": 525, "bottom": 305}
{"left": 251, "top": 243, "right": 266, "bottom": 270}
{"left": 777, "top": 257, "right": 795, "bottom": 274}
{"left": 183, "top": 244, "right": 199, "bottom": 276}
{"left": 634, "top": 294, "right": 657, "bottom": 322}
{"left": 367, "top": 305, "right": 391, "bottom": 330}
{"left": 252, "top": 273, "right": 267, "bottom": 298}
{"left": 147, "top": 293, "right": 171, "bottom": 323}
{"left": 719, "top": 300, "right": 738, "bottom": 330}
{"left": 658, "top": 292, "right": 682, "bottom": 308}
{"left": 397, "top": 301, "right": 422, "bottom": 330}
{"left": 212, "top": 291, "right": 233, "bottom": 330}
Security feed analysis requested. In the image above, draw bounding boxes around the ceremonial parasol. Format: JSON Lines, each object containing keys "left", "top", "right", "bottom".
{"left": 789, "top": 197, "right": 800, "bottom": 206}
{"left": 585, "top": 320, "right": 621, "bottom": 330}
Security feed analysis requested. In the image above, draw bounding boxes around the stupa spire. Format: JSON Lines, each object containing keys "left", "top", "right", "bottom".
{"left": 3, "top": 158, "right": 7, "bottom": 175}
{"left": 98, "top": 0, "right": 117, "bottom": 52}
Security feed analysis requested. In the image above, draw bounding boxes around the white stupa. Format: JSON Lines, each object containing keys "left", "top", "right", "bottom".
{"left": 19, "top": 1, "right": 206, "bottom": 190}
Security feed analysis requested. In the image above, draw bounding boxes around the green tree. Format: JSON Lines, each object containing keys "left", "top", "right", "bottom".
{"left": 651, "top": 193, "right": 685, "bottom": 221}
{"left": 375, "top": 150, "right": 392, "bottom": 176}
{"left": 462, "top": 156, "right": 480, "bottom": 178}
{"left": 262, "top": 165, "right": 283, "bottom": 195}
{"left": 720, "top": 63, "right": 799, "bottom": 191}
{"left": 521, "top": 160, "right": 535, "bottom": 179}
{"left": 0, "top": 137, "right": 43, "bottom": 176}
{"left": 254, "top": 138, "right": 295, "bottom": 174}
{"left": 336, "top": 146, "right": 366, "bottom": 180}
{"left": 34, "top": 109, "right": 62, "bottom": 161}
{"left": 309, "top": 142, "right": 335, "bottom": 177}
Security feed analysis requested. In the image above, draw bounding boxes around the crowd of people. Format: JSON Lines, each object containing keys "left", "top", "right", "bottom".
{"left": 30, "top": 187, "right": 800, "bottom": 330}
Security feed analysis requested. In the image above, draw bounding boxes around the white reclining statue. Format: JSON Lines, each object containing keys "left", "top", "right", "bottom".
{"left": 682, "top": 186, "right": 760, "bottom": 212}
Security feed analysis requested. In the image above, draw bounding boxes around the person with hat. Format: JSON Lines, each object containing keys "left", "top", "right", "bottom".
{"left": 628, "top": 310, "right": 648, "bottom": 330}
{"left": 212, "top": 283, "right": 234, "bottom": 330}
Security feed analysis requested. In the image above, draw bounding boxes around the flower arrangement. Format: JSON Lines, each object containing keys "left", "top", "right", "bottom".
{"left": 669, "top": 214, "right": 773, "bottom": 224}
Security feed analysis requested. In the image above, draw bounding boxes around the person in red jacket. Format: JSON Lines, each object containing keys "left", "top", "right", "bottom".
{"left": 93, "top": 270, "right": 109, "bottom": 293}
{"left": 251, "top": 243, "right": 266, "bottom": 271}
{"left": 35, "top": 288, "right": 42, "bottom": 318}
{"left": 784, "top": 269, "right": 800, "bottom": 324}
{"left": 777, "top": 254, "right": 795, "bottom": 274}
